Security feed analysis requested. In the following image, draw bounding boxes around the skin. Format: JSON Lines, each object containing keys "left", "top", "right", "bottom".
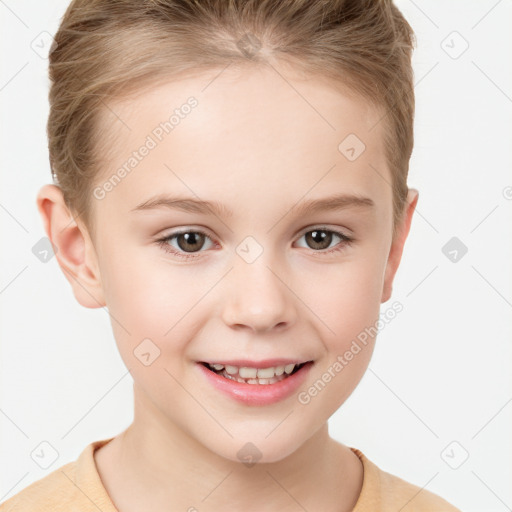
{"left": 37, "top": 61, "right": 418, "bottom": 511}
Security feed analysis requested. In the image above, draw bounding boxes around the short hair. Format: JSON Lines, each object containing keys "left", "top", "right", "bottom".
{"left": 48, "top": 0, "right": 416, "bottom": 239}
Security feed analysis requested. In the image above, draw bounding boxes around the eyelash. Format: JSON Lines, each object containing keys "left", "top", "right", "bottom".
{"left": 156, "top": 227, "right": 353, "bottom": 260}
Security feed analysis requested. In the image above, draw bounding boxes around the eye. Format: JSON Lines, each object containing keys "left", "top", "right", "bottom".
{"left": 294, "top": 227, "right": 353, "bottom": 254}
{"left": 156, "top": 226, "right": 353, "bottom": 260}
{"left": 156, "top": 229, "right": 215, "bottom": 259}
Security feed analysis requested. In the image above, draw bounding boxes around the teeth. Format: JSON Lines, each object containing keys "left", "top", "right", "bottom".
{"left": 284, "top": 363, "right": 295, "bottom": 375}
{"left": 222, "top": 372, "right": 286, "bottom": 385}
{"left": 239, "top": 367, "right": 258, "bottom": 379}
{"left": 225, "top": 365, "right": 238, "bottom": 375}
{"left": 256, "top": 367, "right": 276, "bottom": 379}
{"left": 207, "top": 362, "right": 305, "bottom": 380}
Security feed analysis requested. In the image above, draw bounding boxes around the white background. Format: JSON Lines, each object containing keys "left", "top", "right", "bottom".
{"left": 1, "top": 1, "right": 511, "bottom": 510}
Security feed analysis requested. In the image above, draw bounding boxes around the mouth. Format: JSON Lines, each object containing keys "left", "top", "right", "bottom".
{"left": 199, "top": 360, "right": 312, "bottom": 385}
{"left": 196, "top": 359, "right": 315, "bottom": 406}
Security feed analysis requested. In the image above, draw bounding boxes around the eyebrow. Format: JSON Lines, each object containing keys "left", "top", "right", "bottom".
{"left": 130, "top": 193, "right": 374, "bottom": 218}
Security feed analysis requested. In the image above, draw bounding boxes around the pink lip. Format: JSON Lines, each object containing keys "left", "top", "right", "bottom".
{"left": 196, "top": 361, "right": 314, "bottom": 406}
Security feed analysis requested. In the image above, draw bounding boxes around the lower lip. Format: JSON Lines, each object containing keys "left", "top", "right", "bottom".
{"left": 196, "top": 362, "right": 314, "bottom": 406}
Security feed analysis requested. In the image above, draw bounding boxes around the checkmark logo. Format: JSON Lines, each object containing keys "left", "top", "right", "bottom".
{"left": 236, "top": 236, "right": 263, "bottom": 264}
{"left": 30, "top": 31, "right": 57, "bottom": 59}
{"left": 440, "top": 31, "right": 469, "bottom": 60}
{"left": 30, "top": 441, "right": 59, "bottom": 469}
{"left": 338, "top": 133, "right": 366, "bottom": 162}
{"left": 134, "top": 338, "right": 161, "bottom": 366}
{"left": 440, "top": 441, "right": 469, "bottom": 469}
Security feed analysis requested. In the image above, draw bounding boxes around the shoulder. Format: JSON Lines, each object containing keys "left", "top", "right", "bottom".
{"left": 376, "top": 465, "right": 462, "bottom": 512}
{"left": 0, "top": 438, "right": 116, "bottom": 512}
{"left": 351, "top": 448, "right": 463, "bottom": 512}
{"left": 0, "top": 461, "right": 79, "bottom": 511}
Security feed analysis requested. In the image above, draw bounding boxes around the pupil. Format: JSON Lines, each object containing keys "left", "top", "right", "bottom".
{"left": 306, "top": 230, "right": 331, "bottom": 250}
{"left": 178, "top": 232, "right": 204, "bottom": 252}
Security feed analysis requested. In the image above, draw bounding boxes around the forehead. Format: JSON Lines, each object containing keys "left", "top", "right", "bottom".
{"left": 93, "top": 63, "right": 390, "bottom": 218}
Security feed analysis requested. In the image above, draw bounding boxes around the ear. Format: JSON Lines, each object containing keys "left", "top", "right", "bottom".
{"left": 381, "top": 188, "right": 419, "bottom": 303}
{"left": 36, "top": 184, "right": 106, "bottom": 308}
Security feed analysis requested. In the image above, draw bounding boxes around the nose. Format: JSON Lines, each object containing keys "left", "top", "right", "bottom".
{"left": 221, "top": 256, "right": 297, "bottom": 333}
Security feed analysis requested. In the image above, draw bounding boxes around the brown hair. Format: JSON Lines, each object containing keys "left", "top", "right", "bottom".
{"left": 48, "top": 0, "right": 416, "bottom": 239}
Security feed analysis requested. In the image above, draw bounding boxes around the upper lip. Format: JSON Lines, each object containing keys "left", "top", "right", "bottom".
{"left": 200, "top": 358, "right": 314, "bottom": 368}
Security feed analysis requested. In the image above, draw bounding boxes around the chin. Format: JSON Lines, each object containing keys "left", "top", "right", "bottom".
{"left": 202, "top": 430, "right": 307, "bottom": 466}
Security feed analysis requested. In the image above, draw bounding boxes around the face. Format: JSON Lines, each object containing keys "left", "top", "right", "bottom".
{"left": 42, "top": 62, "right": 416, "bottom": 463}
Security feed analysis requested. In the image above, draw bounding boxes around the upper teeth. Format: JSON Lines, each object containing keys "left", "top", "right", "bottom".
{"left": 209, "top": 363, "right": 299, "bottom": 379}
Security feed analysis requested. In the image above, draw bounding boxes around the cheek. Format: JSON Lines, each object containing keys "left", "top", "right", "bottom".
{"left": 100, "top": 252, "right": 209, "bottom": 370}
{"left": 293, "top": 260, "right": 384, "bottom": 420}
{"left": 298, "top": 254, "right": 385, "bottom": 343}
{"left": 103, "top": 249, "right": 202, "bottom": 326}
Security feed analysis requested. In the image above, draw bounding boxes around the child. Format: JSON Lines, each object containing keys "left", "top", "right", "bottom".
{"left": 1, "top": 0, "right": 462, "bottom": 510}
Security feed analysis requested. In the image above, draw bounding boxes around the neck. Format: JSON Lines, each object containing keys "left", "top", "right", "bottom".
{"left": 95, "top": 385, "right": 363, "bottom": 512}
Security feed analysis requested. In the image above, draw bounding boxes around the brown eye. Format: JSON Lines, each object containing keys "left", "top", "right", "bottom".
{"left": 295, "top": 227, "right": 352, "bottom": 254}
{"left": 175, "top": 232, "right": 206, "bottom": 253}
{"left": 304, "top": 230, "right": 334, "bottom": 250}
{"left": 157, "top": 229, "right": 215, "bottom": 259}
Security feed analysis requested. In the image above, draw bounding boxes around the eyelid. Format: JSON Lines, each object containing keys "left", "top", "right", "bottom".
{"left": 158, "top": 226, "right": 211, "bottom": 240}
{"left": 157, "top": 224, "right": 352, "bottom": 243}
{"left": 295, "top": 224, "right": 353, "bottom": 239}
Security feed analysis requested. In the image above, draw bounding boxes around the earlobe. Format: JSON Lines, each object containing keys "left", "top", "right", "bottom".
{"left": 381, "top": 188, "right": 419, "bottom": 303}
{"left": 36, "top": 184, "right": 106, "bottom": 308}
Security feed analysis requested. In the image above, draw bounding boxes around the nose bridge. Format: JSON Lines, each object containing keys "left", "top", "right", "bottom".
{"left": 221, "top": 242, "right": 296, "bottom": 332}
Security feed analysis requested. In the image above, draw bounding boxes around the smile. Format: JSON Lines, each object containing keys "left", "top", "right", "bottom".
{"left": 196, "top": 360, "right": 315, "bottom": 406}
{"left": 201, "top": 361, "right": 308, "bottom": 385}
